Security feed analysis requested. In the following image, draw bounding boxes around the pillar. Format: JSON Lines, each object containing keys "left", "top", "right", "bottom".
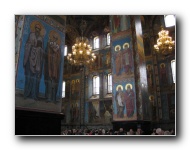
{"left": 110, "top": 15, "right": 151, "bottom": 125}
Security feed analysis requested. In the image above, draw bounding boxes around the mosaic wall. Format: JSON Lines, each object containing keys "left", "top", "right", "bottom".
{"left": 87, "top": 100, "right": 112, "bottom": 124}
{"left": 111, "top": 27, "right": 137, "bottom": 121}
{"left": 63, "top": 73, "right": 81, "bottom": 123}
{"left": 15, "top": 15, "right": 25, "bottom": 75}
{"left": 85, "top": 56, "right": 112, "bottom": 124}
{"left": 87, "top": 48, "right": 111, "bottom": 73}
{"left": 142, "top": 15, "right": 175, "bottom": 123}
{"left": 62, "top": 44, "right": 112, "bottom": 125}
{"left": 110, "top": 15, "right": 131, "bottom": 34}
{"left": 111, "top": 15, "right": 151, "bottom": 121}
{"left": 15, "top": 15, "right": 66, "bottom": 113}
{"left": 61, "top": 15, "right": 175, "bottom": 129}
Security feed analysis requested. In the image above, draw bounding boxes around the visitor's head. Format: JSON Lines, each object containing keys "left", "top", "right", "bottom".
{"left": 119, "top": 128, "right": 123, "bottom": 132}
{"left": 156, "top": 128, "right": 162, "bottom": 135}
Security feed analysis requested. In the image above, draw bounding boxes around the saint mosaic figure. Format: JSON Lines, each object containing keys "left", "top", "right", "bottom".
{"left": 23, "top": 22, "right": 44, "bottom": 100}
{"left": 122, "top": 43, "right": 133, "bottom": 74}
{"left": 124, "top": 84, "right": 135, "bottom": 118}
{"left": 160, "top": 63, "right": 167, "bottom": 85}
{"left": 147, "top": 64, "right": 153, "bottom": 87}
{"left": 44, "top": 30, "right": 61, "bottom": 102}
{"left": 115, "top": 85, "right": 125, "bottom": 118}
{"left": 114, "top": 45, "right": 122, "bottom": 76}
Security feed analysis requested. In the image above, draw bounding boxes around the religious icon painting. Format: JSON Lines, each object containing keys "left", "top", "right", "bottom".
{"left": 15, "top": 15, "right": 66, "bottom": 113}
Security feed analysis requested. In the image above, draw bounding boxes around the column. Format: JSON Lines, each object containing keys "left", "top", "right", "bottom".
{"left": 110, "top": 15, "right": 151, "bottom": 122}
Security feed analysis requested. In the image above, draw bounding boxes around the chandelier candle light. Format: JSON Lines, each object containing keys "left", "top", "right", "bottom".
{"left": 154, "top": 26, "right": 175, "bottom": 56}
{"left": 67, "top": 37, "right": 96, "bottom": 66}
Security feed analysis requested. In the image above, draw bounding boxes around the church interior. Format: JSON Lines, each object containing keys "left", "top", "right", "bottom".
{"left": 15, "top": 15, "right": 176, "bottom": 135}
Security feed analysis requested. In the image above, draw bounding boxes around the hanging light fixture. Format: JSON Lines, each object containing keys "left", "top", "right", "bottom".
{"left": 154, "top": 26, "right": 175, "bottom": 56}
{"left": 67, "top": 19, "right": 96, "bottom": 66}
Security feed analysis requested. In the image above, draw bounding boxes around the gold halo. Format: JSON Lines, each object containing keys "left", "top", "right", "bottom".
{"left": 76, "top": 79, "right": 80, "bottom": 83}
{"left": 125, "top": 83, "right": 132, "bottom": 90}
{"left": 146, "top": 64, "right": 152, "bottom": 70}
{"left": 123, "top": 42, "right": 129, "bottom": 49}
{"left": 116, "top": 85, "right": 123, "bottom": 91}
{"left": 48, "top": 30, "right": 61, "bottom": 45}
{"left": 71, "top": 80, "right": 75, "bottom": 84}
{"left": 30, "top": 20, "right": 45, "bottom": 37}
{"left": 115, "top": 45, "right": 121, "bottom": 51}
{"left": 149, "top": 95, "right": 154, "bottom": 101}
{"left": 160, "top": 63, "right": 165, "bottom": 68}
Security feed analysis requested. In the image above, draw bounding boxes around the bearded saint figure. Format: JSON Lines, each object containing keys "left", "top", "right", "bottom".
{"left": 122, "top": 48, "right": 133, "bottom": 74}
{"left": 124, "top": 84, "right": 135, "bottom": 118}
{"left": 23, "top": 23, "right": 44, "bottom": 100}
{"left": 44, "top": 32, "right": 61, "bottom": 102}
{"left": 115, "top": 86, "right": 125, "bottom": 118}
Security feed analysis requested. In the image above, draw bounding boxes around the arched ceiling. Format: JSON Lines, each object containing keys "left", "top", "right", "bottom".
{"left": 49, "top": 15, "right": 110, "bottom": 46}
{"left": 49, "top": 15, "right": 164, "bottom": 47}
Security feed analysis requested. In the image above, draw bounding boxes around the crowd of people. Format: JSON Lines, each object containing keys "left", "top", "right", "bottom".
{"left": 61, "top": 127, "right": 175, "bottom": 135}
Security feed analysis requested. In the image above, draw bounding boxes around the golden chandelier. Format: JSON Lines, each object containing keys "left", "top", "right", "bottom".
{"left": 67, "top": 37, "right": 96, "bottom": 66}
{"left": 154, "top": 27, "right": 175, "bottom": 56}
{"left": 67, "top": 19, "right": 96, "bottom": 66}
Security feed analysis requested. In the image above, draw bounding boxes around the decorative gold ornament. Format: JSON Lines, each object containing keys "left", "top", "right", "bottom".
{"left": 67, "top": 37, "right": 96, "bottom": 66}
{"left": 154, "top": 27, "right": 175, "bottom": 56}
{"left": 116, "top": 85, "right": 123, "bottom": 91}
{"left": 125, "top": 83, "right": 132, "bottom": 90}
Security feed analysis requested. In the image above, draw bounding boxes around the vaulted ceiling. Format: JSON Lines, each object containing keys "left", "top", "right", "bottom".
{"left": 49, "top": 15, "right": 165, "bottom": 49}
{"left": 66, "top": 15, "right": 110, "bottom": 45}
{"left": 49, "top": 15, "right": 110, "bottom": 46}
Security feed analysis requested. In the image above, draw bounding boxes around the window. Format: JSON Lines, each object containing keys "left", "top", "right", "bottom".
{"left": 62, "top": 81, "right": 66, "bottom": 98}
{"left": 107, "top": 33, "right": 110, "bottom": 46}
{"left": 94, "top": 36, "right": 99, "bottom": 49}
{"left": 93, "top": 76, "right": 99, "bottom": 95}
{"left": 107, "top": 73, "right": 112, "bottom": 93}
{"left": 64, "top": 45, "right": 67, "bottom": 56}
{"left": 164, "top": 15, "right": 175, "bottom": 27}
{"left": 171, "top": 60, "right": 176, "bottom": 83}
